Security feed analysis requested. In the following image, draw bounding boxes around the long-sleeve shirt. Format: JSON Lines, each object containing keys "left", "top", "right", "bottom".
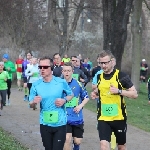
{"left": 73, "top": 67, "right": 88, "bottom": 83}
{"left": 4, "top": 61, "right": 16, "bottom": 80}
{"left": 25, "top": 64, "right": 40, "bottom": 83}
{"left": 0, "top": 71, "right": 9, "bottom": 90}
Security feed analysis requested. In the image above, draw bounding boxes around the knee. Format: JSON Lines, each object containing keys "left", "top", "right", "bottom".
{"left": 65, "top": 134, "right": 72, "bottom": 144}
{"left": 74, "top": 138, "right": 82, "bottom": 145}
{"left": 118, "top": 145, "right": 126, "bottom": 150}
{"left": 100, "top": 140, "right": 109, "bottom": 150}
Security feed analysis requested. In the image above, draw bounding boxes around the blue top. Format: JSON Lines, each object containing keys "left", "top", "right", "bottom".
{"left": 92, "top": 70, "right": 103, "bottom": 85}
{"left": 29, "top": 76, "right": 73, "bottom": 127}
{"left": 82, "top": 63, "right": 91, "bottom": 71}
{"left": 66, "top": 79, "right": 89, "bottom": 125}
{"left": 22, "top": 60, "right": 29, "bottom": 77}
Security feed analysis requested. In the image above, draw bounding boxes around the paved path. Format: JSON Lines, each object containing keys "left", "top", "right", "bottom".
{"left": 0, "top": 88, "right": 150, "bottom": 150}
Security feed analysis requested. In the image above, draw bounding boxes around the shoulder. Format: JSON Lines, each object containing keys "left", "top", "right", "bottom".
{"left": 118, "top": 70, "right": 128, "bottom": 79}
{"left": 73, "top": 79, "right": 82, "bottom": 87}
{"left": 53, "top": 76, "right": 66, "bottom": 83}
{"left": 8, "top": 61, "right": 14, "bottom": 65}
{"left": 32, "top": 79, "right": 43, "bottom": 87}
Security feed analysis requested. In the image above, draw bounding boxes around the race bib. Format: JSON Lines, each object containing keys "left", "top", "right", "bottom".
{"left": 141, "top": 67, "right": 145, "bottom": 71}
{"left": 65, "top": 97, "right": 78, "bottom": 107}
{"left": 18, "top": 64, "right": 22, "bottom": 67}
{"left": 101, "top": 104, "right": 118, "bottom": 117}
{"left": 72, "top": 74, "right": 79, "bottom": 80}
{"left": 33, "top": 72, "right": 39, "bottom": 77}
{"left": 43, "top": 111, "right": 58, "bottom": 123}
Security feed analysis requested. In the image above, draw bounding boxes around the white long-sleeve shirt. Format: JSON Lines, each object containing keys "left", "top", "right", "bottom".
{"left": 25, "top": 64, "right": 40, "bottom": 83}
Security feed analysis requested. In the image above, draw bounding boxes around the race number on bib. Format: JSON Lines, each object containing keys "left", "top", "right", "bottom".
{"left": 72, "top": 74, "right": 79, "bottom": 80}
{"left": 43, "top": 111, "right": 58, "bottom": 123}
{"left": 101, "top": 104, "right": 118, "bottom": 117}
{"left": 65, "top": 97, "right": 78, "bottom": 107}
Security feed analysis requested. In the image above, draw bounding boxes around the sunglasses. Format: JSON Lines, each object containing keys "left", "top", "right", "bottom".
{"left": 72, "top": 60, "right": 77, "bottom": 62}
{"left": 38, "top": 66, "right": 51, "bottom": 69}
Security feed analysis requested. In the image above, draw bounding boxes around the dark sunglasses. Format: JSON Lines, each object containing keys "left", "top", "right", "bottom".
{"left": 38, "top": 66, "right": 51, "bottom": 69}
{"left": 72, "top": 60, "right": 77, "bottom": 62}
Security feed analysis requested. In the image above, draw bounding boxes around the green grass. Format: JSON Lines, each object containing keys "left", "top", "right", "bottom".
{"left": 0, "top": 127, "right": 28, "bottom": 150}
{"left": 85, "top": 83, "right": 150, "bottom": 132}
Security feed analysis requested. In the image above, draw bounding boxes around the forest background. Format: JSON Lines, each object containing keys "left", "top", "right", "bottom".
{"left": 0, "top": 0, "right": 149, "bottom": 79}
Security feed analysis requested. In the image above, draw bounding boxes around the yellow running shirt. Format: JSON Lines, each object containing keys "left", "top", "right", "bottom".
{"left": 97, "top": 69, "right": 127, "bottom": 121}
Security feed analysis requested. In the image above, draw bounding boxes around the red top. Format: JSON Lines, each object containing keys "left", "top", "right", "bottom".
{"left": 16, "top": 59, "right": 24, "bottom": 72}
{"left": 53, "top": 62, "right": 64, "bottom": 66}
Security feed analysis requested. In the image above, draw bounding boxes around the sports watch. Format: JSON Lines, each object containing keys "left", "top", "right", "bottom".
{"left": 118, "top": 89, "right": 122, "bottom": 95}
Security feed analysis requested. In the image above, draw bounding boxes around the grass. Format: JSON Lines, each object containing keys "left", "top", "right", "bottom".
{"left": 85, "top": 83, "right": 150, "bottom": 132}
{"left": 0, "top": 127, "right": 28, "bottom": 150}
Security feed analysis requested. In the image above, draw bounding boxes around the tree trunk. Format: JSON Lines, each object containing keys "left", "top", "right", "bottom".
{"left": 102, "top": 0, "right": 133, "bottom": 69}
{"left": 59, "top": 0, "right": 69, "bottom": 56}
{"left": 131, "top": 0, "right": 143, "bottom": 92}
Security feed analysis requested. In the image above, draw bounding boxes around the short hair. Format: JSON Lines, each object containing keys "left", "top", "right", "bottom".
{"left": 71, "top": 56, "right": 77, "bottom": 59}
{"left": 99, "top": 50, "right": 115, "bottom": 60}
{"left": 39, "top": 56, "right": 53, "bottom": 66}
{"left": 63, "top": 62, "right": 73, "bottom": 68}
{"left": 53, "top": 53, "right": 61, "bottom": 58}
{"left": 26, "top": 51, "right": 32, "bottom": 56}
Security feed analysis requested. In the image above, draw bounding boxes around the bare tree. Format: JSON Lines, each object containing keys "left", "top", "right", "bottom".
{"left": 131, "top": 0, "right": 143, "bottom": 92}
{"left": 102, "top": 0, "right": 134, "bottom": 69}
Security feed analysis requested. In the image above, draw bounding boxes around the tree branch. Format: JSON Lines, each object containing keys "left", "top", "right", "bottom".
{"left": 143, "top": 0, "right": 150, "bottom": 11}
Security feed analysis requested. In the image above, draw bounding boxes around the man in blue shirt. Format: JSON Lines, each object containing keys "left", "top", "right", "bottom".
{"left": 29, "top": 56, "right": 73, "bottom": 150}
{"left": 62, "top": 62, "right": 89, "bottom": 150}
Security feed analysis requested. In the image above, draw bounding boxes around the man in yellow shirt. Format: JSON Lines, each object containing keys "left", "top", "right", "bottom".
{"left": 91, "top": 50, "right": 138, "bottom": 150}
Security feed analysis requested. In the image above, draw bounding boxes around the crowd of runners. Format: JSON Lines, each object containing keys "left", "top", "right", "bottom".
{"left": 0, "top": 50, "right": 139, "bottom": 150}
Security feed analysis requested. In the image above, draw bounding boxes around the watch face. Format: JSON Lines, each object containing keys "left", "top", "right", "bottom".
{"left": 118, "top": 90, "right": 122, "bottom": 94}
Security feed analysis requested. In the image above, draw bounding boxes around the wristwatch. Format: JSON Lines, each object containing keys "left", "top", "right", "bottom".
{"left": 118, "top": 89, "right": 122, "bottom": 95}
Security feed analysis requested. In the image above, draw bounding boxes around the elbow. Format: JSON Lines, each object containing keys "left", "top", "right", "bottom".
{"left": 132, "top": 93, "right": 138, "bottom": 99}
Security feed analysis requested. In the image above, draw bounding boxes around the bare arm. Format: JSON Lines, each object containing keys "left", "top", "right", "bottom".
{"left": 110, "top": 85, "right": 138, "bottom": 99}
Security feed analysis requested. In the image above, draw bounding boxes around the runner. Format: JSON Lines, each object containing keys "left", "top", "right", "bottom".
{"left": 53, "top": 53, "right": 64, "bottom": 77}
{"left": 2, "top": 53, "right": 16, "bottom": 105}
{"left": 62, "top": 54, "right": 70, "bottom": 63}
{"left": 29, "top": 56, "right": 73, "bottom": 150}
{"left": 0, "top": 62, "right": 9, "bottom": 115}
{"left": 140, "top": 59, "right": 148, "bottom": 83}
{"left": 91, "top": 50, "right": 138, "bottom": 150}
{"left": 22, "top": 52, "right": 32, "bottom": 101}
{"left": 62, "top": 62, "right": 89, "bottom": 150}
{"left": 71, "top": 56, "right": 88, "bottom": 85}
{"left": 25, "top": 57, "right": 40, "bottom": 110}
{"left": 15, "top": 54, "right": 24, "bottom": 91}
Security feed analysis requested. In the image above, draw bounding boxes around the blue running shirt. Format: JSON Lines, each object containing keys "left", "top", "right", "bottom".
{"left": 66, "top": 79, "right": 89, "bottom": 125}
{"left": 29, "top": 76, "right": 73, "bottom": 127}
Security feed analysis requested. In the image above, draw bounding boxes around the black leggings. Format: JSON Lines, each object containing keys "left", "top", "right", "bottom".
{"left": 27, "top": 83, "right": 32, "bottom": 95}
{"left": 40, "top": 124, "right": 66, "bottom": 150}
{"left": 0, "top": 90, "right": 7, "bottom": 107}
{"left": 7, "top": 79, "right": 12, "bottom": 99}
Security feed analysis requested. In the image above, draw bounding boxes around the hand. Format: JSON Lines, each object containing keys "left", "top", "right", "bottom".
{"left": 80, "top": 78, "right": 84, "bottom": 83}
{"left": 7, "top": 67, "right": 10, "bottom": 71}
{"left": 33, "top": 96, "right": 42, "bottom": 104}
{"left": 90, "top": 91, "right": 99, "bottom": 100}
{"left": 73, "top": 105, "right": 82, "bottom": 113}
{"left": 110, "top": 85, "right": 118, "bottom": 94}
{"left": 4, "top": 78, "right": 7, "bottom": 81}
{"left": 55, "top": 98, "right": 66, "bottom": 107}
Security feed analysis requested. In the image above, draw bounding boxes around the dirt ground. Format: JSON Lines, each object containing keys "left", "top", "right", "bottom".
{"left": 0, "top": 88, "right": 150, "bottom": 150}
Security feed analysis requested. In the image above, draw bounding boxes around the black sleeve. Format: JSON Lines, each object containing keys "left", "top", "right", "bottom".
{"left": 118, "top": 72, "right": 133, "bottom": 89}
{"left": 92, "top": 68, "right": 96, "bottom": 78}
